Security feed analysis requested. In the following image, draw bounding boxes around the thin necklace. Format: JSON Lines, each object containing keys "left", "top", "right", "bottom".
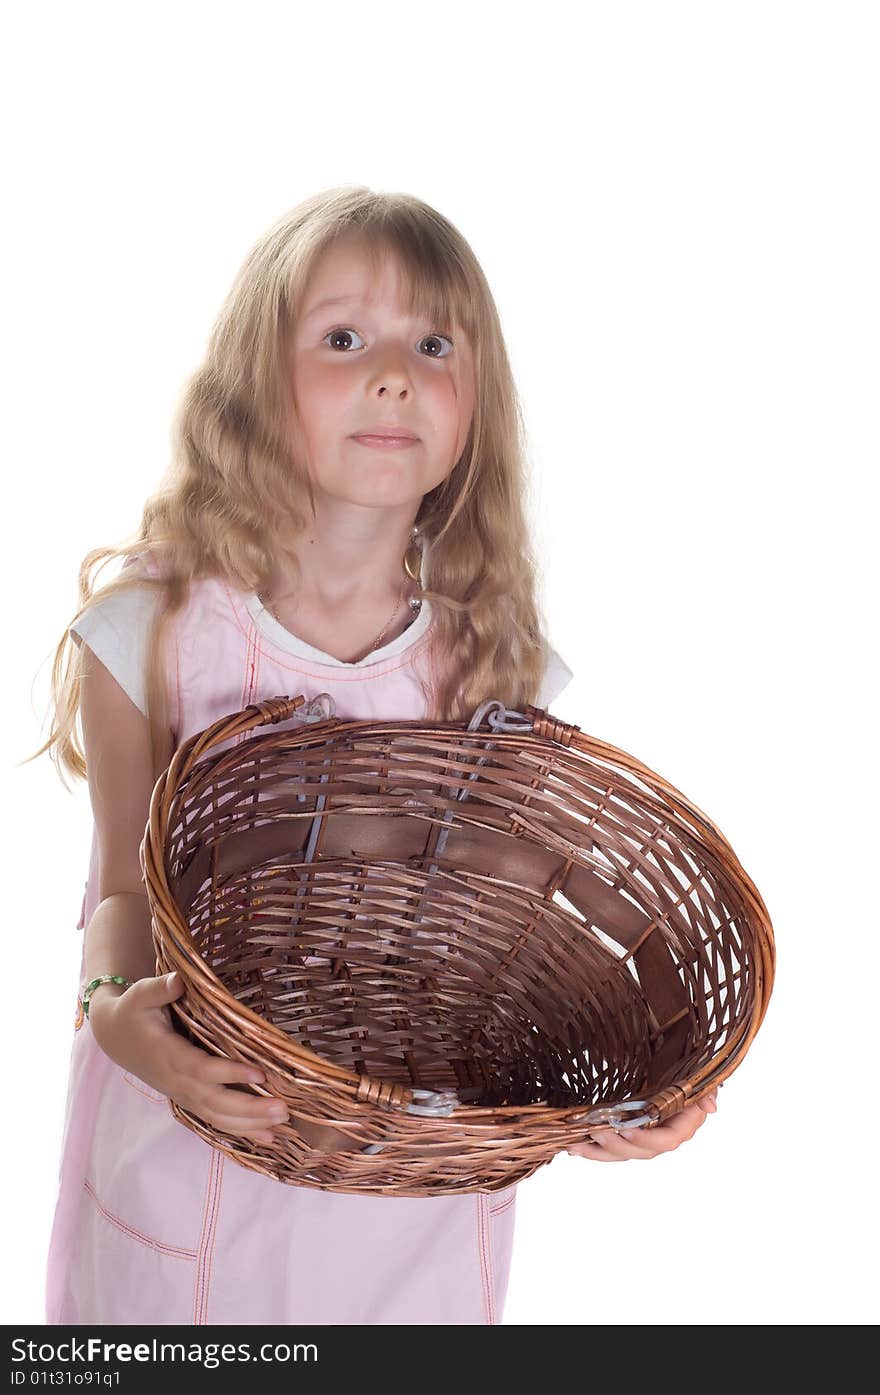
{"left": 258, "top": 581, "right": 418, "bottom": 661}
{"left": 259, "top": 524, "right": 423, "bottom": 658}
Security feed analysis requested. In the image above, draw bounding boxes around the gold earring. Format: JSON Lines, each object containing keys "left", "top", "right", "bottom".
{"left": 403, "top": 524, "right": 423, "bottom": 609}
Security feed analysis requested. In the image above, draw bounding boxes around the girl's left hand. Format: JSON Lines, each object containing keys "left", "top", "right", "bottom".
{"left": 566, "top": 1089, "right": 718, "bottom": 1162}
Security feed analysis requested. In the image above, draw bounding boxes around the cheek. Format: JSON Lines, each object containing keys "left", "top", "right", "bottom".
{"left": 429, "top": 372, "right": 470, "bottom": 437}
{"left": 294, "top": 361, "right": 349, "bottom": 436}
{"left": 298, "top": 360, "right": 334, "bottom": 397}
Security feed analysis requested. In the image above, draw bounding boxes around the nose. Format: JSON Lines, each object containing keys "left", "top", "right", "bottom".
{"left": 370, "top": 346, "right": 410, "bottom": 398}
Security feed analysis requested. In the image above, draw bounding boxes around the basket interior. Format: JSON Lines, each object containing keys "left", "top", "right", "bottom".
{"left": 184, "top": 856, "right": 656, "bottom": 1108}
{"left": 162, "top": 727, "right": 756, "bottom": 1111}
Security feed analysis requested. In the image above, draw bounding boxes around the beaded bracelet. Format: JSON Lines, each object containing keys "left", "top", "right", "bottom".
{"left": 82, "top": 974, "right": 132, "bottom": 1019}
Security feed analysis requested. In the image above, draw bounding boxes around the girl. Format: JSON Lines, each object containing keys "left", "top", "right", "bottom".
{"left": 32, "top": 186, "right": 715, "bottom": 1326}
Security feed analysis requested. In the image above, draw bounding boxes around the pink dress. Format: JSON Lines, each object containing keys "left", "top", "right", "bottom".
{"left": 45, "top": 561, "right": 573, "bottom": 1325}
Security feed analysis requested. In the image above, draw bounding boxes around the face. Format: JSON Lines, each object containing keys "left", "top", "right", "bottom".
{"left": 289, "top": 238, "right": 476, "bottom": 512}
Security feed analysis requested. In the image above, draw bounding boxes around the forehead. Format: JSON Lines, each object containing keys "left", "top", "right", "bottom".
{"left": 296, "top": 235, "right": 467, "bottom": 335}
{"left": 304, "top": 239, "right": 401, "bottom": 297}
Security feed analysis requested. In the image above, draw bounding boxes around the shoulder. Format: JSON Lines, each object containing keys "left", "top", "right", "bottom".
{"left": 69, "top": 551, "right": 247, "bottom": 721}
{"left": 71, "top": 549, "right": 230, "bottom": 639}
{"left": 70, "top": 573, "right": 160, "bottom": 648}
{"left": 68, "top": 549, "right": 177, "bottom": 716}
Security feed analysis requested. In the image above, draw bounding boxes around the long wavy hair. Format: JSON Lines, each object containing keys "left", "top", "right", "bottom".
{"left": 26, "top": 186, "right": 551, "bottom": 791}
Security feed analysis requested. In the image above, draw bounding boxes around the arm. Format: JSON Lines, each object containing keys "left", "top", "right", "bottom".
{"left": 84, "top": 893, "right": 156, "bottom": 992}
{"left": 78, "top": 632, "right": 165, "bottom": 1011}
{"left": 77, "top": 640, "right": 288, "bottom": 1145}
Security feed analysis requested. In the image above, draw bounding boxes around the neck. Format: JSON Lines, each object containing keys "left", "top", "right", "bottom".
{"left": 268, "top": 508, "right": 421, "bottom": 611}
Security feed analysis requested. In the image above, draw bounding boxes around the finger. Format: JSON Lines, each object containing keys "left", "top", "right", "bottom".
{"left": 212, "top": 1117, "right": 283, "bottom": 1143}
{"left": 579, "top": 1128, "right": 642, "bottom": 1160}
{"left": 133, "top": 971, "right": 186, "bottom": 1005}
{"left": 593, "top": 1119, "right": 690, "bottom": 1158}
{"left": 200, "top": 1084, "right": 289, "bottom": 1129}
{"left": 666, "top": 1102, "right": 712, "bottom": 1136}
{"left": 177, "top": 1092, "right": 287, "bottom": 1142}
{"left": 197, "top": 1116, "right": 278, "bottom": 1146}
{"left": 198, "top": 1056, "right": 267, "bottom": 1088}
{"left": 566, "top": 1138, "right": 622, "bottom": 1162}
{"left": 627, "top": 1105, "right": 709, "bottom": 1151}
{"left": 568, "top": 1128, "right": 657, "bottom": 1160}
{"left": 166, "top": 1038, "right": 266, "bottom": 1089}
{"left": 623, "top": 1123, "right": 684, "bottom": 1155}
{"left": 603, "top": 1127, "right": 673, "bottom": 1158}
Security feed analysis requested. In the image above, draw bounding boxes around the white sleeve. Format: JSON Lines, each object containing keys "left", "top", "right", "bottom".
{"left": 69, "top": 584, "right": 161, "bottom": 717}
{"left": 536, "top": 643, "right": 574, "bottom": 708}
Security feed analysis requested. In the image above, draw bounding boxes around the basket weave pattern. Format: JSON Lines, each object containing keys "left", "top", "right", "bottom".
{"left": 140, "top": 694, "right": 774, "bottom": 1196}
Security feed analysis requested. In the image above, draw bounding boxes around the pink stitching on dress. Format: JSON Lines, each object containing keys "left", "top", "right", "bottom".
{"left": 193, "top": 1150, "right": 223, "bottom": 1325}
{"left": 252, "top": 634, "right": 261, "bottom": 706}
{"left": 245, "top": 622, "right": 258, "bottom": 706}
{"left": 221, "top": 578, "right": 434, "bottom": 681}
{"left": 121, "top": 1071, "right": 168, "bottom": 1104}
{"left": 239, "top": 623, "right": 260, "bottom": 744}
{"left": 475, "top": 1192, "right": 496, "bottom": 1325}
{"left": 191, "top": 1149, "right": 215, "bottom": 1321}
{"left": 488, "top": 1194, "right": 516, "bottom": 1217}
{"left": 200, "top": 1150, "right": 225, "bottom": 1324}
{"left": 256, "top": 630, "right": 434, "bottom": 680}
{"left": 233, "top": 625, "right": 256, "bottom": 746}
{"left": 83, "top": 1179, "right": 196, "bottom": 1259}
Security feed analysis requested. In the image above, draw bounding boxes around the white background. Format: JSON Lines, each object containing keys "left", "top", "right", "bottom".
{"left": 3, "top": 1, "right": 877, "bottom": 1326}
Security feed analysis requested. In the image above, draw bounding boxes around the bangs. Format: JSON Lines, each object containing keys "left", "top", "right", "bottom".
{"left": 364, "top": 235, "right": 476, "bottom": 343}
{"left": 301, "top": 215, "right": 478, "bottom": 345}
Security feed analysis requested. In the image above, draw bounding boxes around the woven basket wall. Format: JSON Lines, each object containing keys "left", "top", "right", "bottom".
{"left": 139, "top": 693, "right": 774, "bottom": 1197}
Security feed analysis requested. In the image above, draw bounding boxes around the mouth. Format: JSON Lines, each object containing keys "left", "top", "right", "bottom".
{"left": 352, "top": 433, "right": 420, "bottom": 449}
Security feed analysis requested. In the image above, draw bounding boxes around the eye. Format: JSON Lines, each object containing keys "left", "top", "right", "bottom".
{"left": 324, "top": 327, "right": 365, "bottom": 352}
{"left": 322, "top": 327, "right": 454, "bottom": 357}
{"left": 418, "top": 333, "right": 453, "bottom": 358}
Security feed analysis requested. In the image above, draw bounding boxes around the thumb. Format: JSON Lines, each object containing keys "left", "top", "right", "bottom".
{"left": 149, "top": 970, "right": 185, "bottom": 1000}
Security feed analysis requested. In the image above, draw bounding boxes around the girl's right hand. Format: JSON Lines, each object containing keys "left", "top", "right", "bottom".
{"left": 88, "top": 971, "right": 288, "bottom": 1145}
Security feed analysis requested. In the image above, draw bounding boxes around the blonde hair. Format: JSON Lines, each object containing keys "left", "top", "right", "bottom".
{"left": 26, "top": 185, "right": 552, "bottom": 791}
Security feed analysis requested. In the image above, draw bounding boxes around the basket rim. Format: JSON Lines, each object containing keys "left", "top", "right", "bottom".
{"left": 138, "top": 693, "right": 775, "bottom": 1128}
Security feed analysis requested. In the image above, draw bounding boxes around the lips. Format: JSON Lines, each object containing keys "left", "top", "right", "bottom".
{"left": 353, "top": 426, "right": 419, "bottom": 441}
{"left": 353, "top": 434, "right": 419, "bottom": 450}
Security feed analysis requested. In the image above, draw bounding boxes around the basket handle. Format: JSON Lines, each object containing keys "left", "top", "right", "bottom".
{"left": 576, "top": 1100, "right": 659, "bottom": 1130}
{"left": 248, "top": 693, "right": 334, "bottom": 732}
{"left": 176, "top": 692, "right": 337, "bottom": 770}
{"left": 465, "top": 699, "right": 581, "bottom": 746}
{"left": 277, "top": 1084, "right": 460, "bottom": 1159}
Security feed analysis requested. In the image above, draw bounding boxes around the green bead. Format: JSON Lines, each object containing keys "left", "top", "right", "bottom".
{"left": 82, "top": 974, "right": 132, "bottom": 1019}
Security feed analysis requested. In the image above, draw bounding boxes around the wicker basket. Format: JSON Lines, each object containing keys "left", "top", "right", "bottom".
{"left": 139, "top": 693, "right": 774, "bottom": 1197}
